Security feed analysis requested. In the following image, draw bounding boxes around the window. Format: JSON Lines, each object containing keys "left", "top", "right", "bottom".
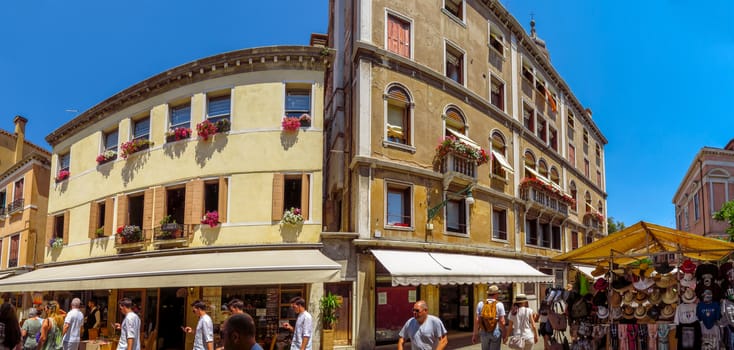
{"left": 595, "top": 144, "right": 601, "bottom": 166}
{"left": 549, "top": 127, "right": 558, "bottom": 152}
{"left": 272, "top": 174, "right": 310, "bottom": 222}
{"left": 694, "top": 193, "right": 700, "bottom": 221}
{"left": 490, "top": 77, "right": 504, "bottom": 111}
{"left": 551, "top": 226, "right": 561, "bottom": 250}
{"left": 550, "top": 167, "right": 560, "bottom": 185}
{"left": 568, "top": 144, "right": 576, "bottom": 166}
{"left": 59, "top": 153, "right": 70, "bottom": 172}
{"left": 489, "top": 30, "right": 504, "bottom": 55}
{"left": 204, "top": 182, "right": 220, "bottom": 215}
{"left": 539, "top": 222, "right": 550, "bottom": 247}
{"left": 128, "top": 195, "right": 145, "bottom": 228}
{"left": 596, "top": 171, "right": 602, "bottom": 187}
{"left": 522, "top": 66, "right": 534, "bottom": 82}
{"left": 567, "top": 114, "right": 575, "bottom": 140}
{"left": 523, "top": 105, "right": 534, "bottom": 132}
{"left": 444, "top": 107, "right": 466, "bottom": 135}
{"left": 53, "top": 214, "right": 65, "bottom": 239}
{"left": 582, "top": 129, "right": 589, "bottom": 154}
{"left": 538, "top": 160, "right": 548, "bottom": 178}
{"left": 133, "top": 117, "right": 150, "bottom": 141}
{"left": 207, "top": 94, "right": 231, "bottom": 124}
{"left": 490, "top": 132, "right": 507, "bottom": 178}
{"left": 684, "top": 207, "right": 689, "bottom": 228}
{"left": 597, "top": 201, "right": 604, "bottom": 215}
{"left": 446, "top": 197, "right": 467, "bottom": 234}
{"left": 584, "top": 159, "right": 590, "bottom": 178}
{"left": 585, "top": 233, "right": 593, "bottom": 245}
{"left": 536, "top": 118, "right": 546, "bottom": 142}
{"left": 104, "top": 130, "right": 118, "bottom": 152}
{"left": 569, "top": 181, "right": 577, "bottom": 212}
{"left": 9, "top": 179, "right": 24, "bottom": 213}
{"left": 170, "top": 104, "right": 191, "bottom": 130}
{"left": 386, "top": 183, "right": 411, "bottom": 227}
{"left": 524, "top": 151, "right": 536, "bottom": 172}
{"left": 385, "top": 85, "right": 411, "bottom": 145}
{"left": 585, "top": 192, "right": 592, "bottom": 212}
{"left": 387, "top": 13, "right": 411, "bottom": 58}
{"left": 0, "top": 191, "right": 5, "bottom": 215}
{"left": 8, "top": 235, "right": 19, "bottom": 268}
{"left": 445, "top": 43, "right": 464, "bottom": 84}
{"left": 97, "top": 202, "right": 106, "bottom": 231}
{"left": 285, "top": 86, "right": 312, "bottom": 127}
{"left": 492, "top": 208, "right": 507, "bottom": 240}
{"left": 571, "top": 231, "right": 579, "bottom": 250}
{"left": 525, "top": 219, "right": 538, "bottom": 245}
{"left": 443, "top": 0, "right": 463, "bottom": 20}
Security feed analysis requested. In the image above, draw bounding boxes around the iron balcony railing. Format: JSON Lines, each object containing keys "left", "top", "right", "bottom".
{"left": 7, "top": 198, "right": 23, "bottom": 214}
{"left": 519, "top": 187, "right": 569, "bottom": 216}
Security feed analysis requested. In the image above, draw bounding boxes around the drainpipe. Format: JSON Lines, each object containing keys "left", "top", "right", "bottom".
{"left": 699, "top": 158, "right": 707, "bottom": 236}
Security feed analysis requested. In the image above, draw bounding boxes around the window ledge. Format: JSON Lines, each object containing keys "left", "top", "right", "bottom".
{"left": 490, "top": 174, "right": 508, "bottom": 182}
{"left": 444, "top": 231, "right": 470, "bottom": 238}
{"left": 488, "top": 45, "right": 506, "bottom": 61}
{"left": 491, "top": 238, "right": 509, "bottom": 244}
{"left": 382, "top": 140, "right": 416, "bottom": 153}
{"left": 385, "top": 225, "right": 414, "bottom": 232}
{"left": 441, "top": 8, "right": 466, "bottom": 28}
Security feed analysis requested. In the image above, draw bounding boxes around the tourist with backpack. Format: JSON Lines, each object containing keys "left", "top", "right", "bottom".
{"left": 471, "top": 285, "right": 506, "bottom": 350}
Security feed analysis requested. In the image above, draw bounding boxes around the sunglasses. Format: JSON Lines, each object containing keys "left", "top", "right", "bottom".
{"left": 412, "top": 309, "right": 422, "bottom": 313}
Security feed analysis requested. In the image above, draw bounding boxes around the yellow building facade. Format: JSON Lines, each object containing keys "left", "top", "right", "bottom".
{"left": 323, "top": 0, "right": 607, "bottom": 347}
{"left": 0, "top": 46, "right": 338, "bottom": 349}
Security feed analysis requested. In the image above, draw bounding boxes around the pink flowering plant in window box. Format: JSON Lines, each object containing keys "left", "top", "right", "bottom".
{"left": 196, "top": 120, "right": 218, "bottom": 141}
{"left": 117, "top": 225, "right": 142, "bottom": 243}
{"left": 281, "top": 117, "right": 301, "bottom": 132}
{"left": 120, "top": 139, "right": 153, "bottom": 159}
{"left": 96, "top": 150, "right": 117, "bottom": 165}
{"left": 281, "top": 207, "right": 304, "bottom": 225}
{"left": 165, "top": 127, "right": 192, "bottom": 142}
{"left": 434, "top": 136, "right": 491, "bottom": 166}
{"left": 55, "top": 170, "right": 70, "bottom": 182}
{"left": 201, "top": 211, "right": 220, "bottom": 228}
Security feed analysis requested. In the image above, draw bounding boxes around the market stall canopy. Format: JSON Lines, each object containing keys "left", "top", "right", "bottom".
{"left": 553, "top": 221, "right": 734, "bottom": 265}
{"left": 372, "top": 249, "right": 554, "bottom": 286}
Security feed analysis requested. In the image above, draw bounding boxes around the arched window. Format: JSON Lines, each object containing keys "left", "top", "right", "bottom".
{"left": 550, "top": 167, "right": 560, "bottom": 185}
{"left": 569, "top": 181, "right": 577, "bottom": 211}
{"left": 538, "top": 159, "right": 549, "bottom": 178}
{"left": 491, "top": 131, "right": 507, "bottom": 177}
{"left": 385, "top": 85, "right": 412, "bottom": 145}
{"left": 524, "top": 150, "right": 536, "bottom": 177}
{"left": 585, "top": 192, "right": 592, "bottom": 212}
{"left": 444, "top": 106, "right": 466, "bottom": 134}
{"left": 597, "top": 200, "right": 603, "bottom": 215}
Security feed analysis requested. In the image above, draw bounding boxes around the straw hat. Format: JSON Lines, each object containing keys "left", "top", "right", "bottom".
{"left": 487, "top": 285, "right": 500, "bottom": 295}
{"left": 597, "top": 306, "right": 609, "bottom": 319}
{"left": 622, "top": 305, "right": 635, "bottom": 319}
{"left": 647, "top": 305, "right": 661, "bottom": 320}
{"left": 611, "top": 306, "right": 623, "bottom": 320}
{"left": 632, "top": 262, "right": 653, "bottom": 278}
{"left": 660, "top": 304, "right": 676, "bottom": 319}
{"left": 662, "top": 287, "right": 678, "bottom": 305}
{"left": 635, "top": 291, "right": 648, "bottom": 303}
{"left": 656, "top": 275, "right": 676, "bottom": 288}
{"left": 609, "top": 291, "right": 622, "bottom": 307}
{"left": 591, "top": 265, "right": 608, "bottom": 277}
{"left": 680, "top": 259, "right": 697, "bottom": 274}
{"left": 514, "top": 294, "right": 528, "bottom": 303}
{"left": 681, "top": 288, "right": 697, "bottom": 304}
{"left": 622, "top": 291, "right": 635, "bottom": 305}
{"left": 648, "top": 288, "right": 662, "bottom": 305}
{"left": 634, "top": 277, "right": 655, "bottom": 291}
{"left": 680, "top": 273, "right": 696, "bottom": 289}
{"left": 634, "top": 305, "right": 648, "bottom": 319}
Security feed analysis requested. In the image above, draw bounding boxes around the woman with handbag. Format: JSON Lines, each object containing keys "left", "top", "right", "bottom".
{"left": 504, "top": 294, "right": 538, "bottom": 350}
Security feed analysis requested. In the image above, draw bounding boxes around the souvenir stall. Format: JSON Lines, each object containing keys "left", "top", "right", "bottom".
{"left": 552, "top": 221, "right": 734, "bottom": 350}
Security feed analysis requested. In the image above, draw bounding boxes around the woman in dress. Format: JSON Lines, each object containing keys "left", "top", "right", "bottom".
{"left": 38, "top": 302, "right": 65, "bottom": 350}
{"left": 0, "top": 303, "right": 22, "bottom": 350}
{"left": 21, "top": 308, "right": 42, "bottom": 350}
{"left": 504, "top": 294, "right": 538, "bottom": 350}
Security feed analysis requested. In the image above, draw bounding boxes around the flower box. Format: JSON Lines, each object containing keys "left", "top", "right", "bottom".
{"left": 55, "top": 170, "right": 70, "bottom": 183}
{"left": 281, "top": 117, "right": 301, "bottom": 132}
{"left": 434, "top": 136, "right": 490, "bottom": 166}
{"left": 281, "top": 207, "right": 304, "bottom": 226}
{"left": 520, "top": 177, "right": 576, "bottom": 206}
{"left": 298, "top": 114, "right": 312, "bottom": 128}
{"left": 49, "top": 237, "right": 63, "bottom": 249}
{"left": 201, "top": 211, "right": 220, "bottom": 228}
{"left": 165, "top": 127, "right": 192, "bottom": 143}
{"left": 197, "top": 120, "right": 230, "bottom": 141}
{"left": 96, "top": 150, "right": 117, "bottom": 165}
{"left": 120, "top": 139, "right": 153, "bottom": 159}
{"left": 117, "top": 225, "right": 143, "bottom": 243}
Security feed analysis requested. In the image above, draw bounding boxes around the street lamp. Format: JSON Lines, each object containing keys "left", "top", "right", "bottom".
{"left": 426, "top": 184, "right": 474, "bottom": 229}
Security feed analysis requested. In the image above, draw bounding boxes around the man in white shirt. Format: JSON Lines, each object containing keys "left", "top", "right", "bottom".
{"left": 63, "top": 298, "right": 84, "bottom": 350}
{"left": 281, "top": 297, "right": 312, "bottom": 350}
{"left": 116, "top": 298, "right": 141, "bottom": 350}
{"left": 184, "top": 300, "right": 214, "bottom": 350}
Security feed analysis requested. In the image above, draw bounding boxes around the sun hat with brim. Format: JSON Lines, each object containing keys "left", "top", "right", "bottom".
{"left": 634, "top": 305, "right": 648, "bottom": 319}
{"left": 487, "top": 285, "right": 500, "bottom": 295}
{"left": 622, "top": 291, "right": 635, "bottom": 305}
{"left": 647, "top": 305, "right": 661, "bottom": 320}
{"left": 655, "top": 261, "right": 675, "bottom": 275}
{"left": 611, "top": 306, "right": 623, "bottom": 320}
{"left": 696, "top": 263, "right": 719, "bottom": 281}
{"left": 597, "top": 306, "right": 609, "bottom": 319}
{"left": 680, "top": 259, "right": 697, "bottom": 274}
{"left": 662, "top": 288, "right": 678, "bottom": 305}
{"left": 590, "top": 265, "right": 608, "bottom": 277}
{"left": 635, "top": 291, "right": 648, "bottom": 303}
{"left": 648, "top": 288, "right": 662, "bottom": 305}
{"left": 634, "top": 278, "right": 655, "bottom": 291}
{"left": 514, "top": 294, "right": 528, "bottom": 303}
{"left": 656, "top": 275, "right": 676, "bottom": 289}
{"left": 593, "top": 278, "right": 609, "bottom": 292}
{"left": 680, "top": 273, "right": 696, "bottom": 289}
{"left": 682, "top": 288, "right": 697, "bottom": 304}
{"left": 612, "top": 277, "right": 633, "bottom": 292}
{"left": 609, "top": 291, "right": 622, "bottom": 307}
{"left": 660, "top": 304, "right": 676, "bottom": 319}
{"left": 622, "top": 305, "right": 635, "bottom": 319}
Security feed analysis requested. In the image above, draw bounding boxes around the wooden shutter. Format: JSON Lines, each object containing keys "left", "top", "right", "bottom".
{"left": 271, "top": 174, "right": 284, "bottom": 221}
{"left": 45, "top": 215, "right": 55, "bottom": 242}
{"left": 398, "top": 17, "right": 410, "bottom": 57}
{"left": 143, "top": 189, "right": 154, "bottom": 239}
{"left": 88, "top": 202, "right": 99, "bottom": 239}
{"left": 185, "top": 180, "right": 204, "bottom": 225}
{"left": 387, "top": 15, "right": 399, "bottom": 54}
{"left": 300, "top": 174, "right": 310, "bottom": 221}
{"left": 104, "top": 197, "right": 114, "bottom": 236}
{"left": 153, "top": 187, "right": 166, "bottom": 228}
{"left": 218, "top": 177, "right": 228, "bottom": 223}
{"left": 387, "top": 87, "right": 409, "bottom": 104}
{"left": 117, "top": 195, "right": 129, "bottom": 228}
{"left": 62, "top": 211, "right": 70, "bottom": 244}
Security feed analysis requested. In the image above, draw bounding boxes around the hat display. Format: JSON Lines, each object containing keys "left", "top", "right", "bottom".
{"left": 648, "top": 288, "right": 662, "bottom": 305}
{"left": 647, "top": 305, "right": 661, "bottom": 320}
{"left": 622, "top": 305, "right": 635, "bottom": 319}
{"left": 696, "top": 263, "right": 719, "bottom": 280}
{"left": 680, "top": 259, "right": 697, "bottom": 274}
{"left": 656, "top": 275, "right": 676, "bottom": 289}
{"left": 593, "top": 278, "right": 609, "bottom": 292}
{"left": 634, "top": 305, "right": 648, "bottom": 319}
{"left": 633, "top": 262, "right": 653, "bottom": 278}
{"left": 655, "top": 260, "right": 675, "bottom": 274}
{"left": 634, "top": 277, "right": 655, "bottom": 291}
{"left": 680, "top": 273, "right": 696, "bottom": 289}
{"left": 597, "top": 306, "right": 609, "bottom": 319}
{"left": 720, "top": 262, "right": 734, "bottom": 278}
{"left": 660, "top": 304, "right": 676, "bottom": 319}
{"left": 662, "top": 287, "right": 678, "bottom": 305}
{"left": 635, "top": 291, "right": 648, "bottom": 303}
{"left": 611, "top": 306, "right": 623, "bottom": 320}
{"left": 487, "top": 285, "right": 500, "bottom": 295}
{"left": 612, "top": 276, "right": 633, "bottom": 292}
{"left": 591, "top": 265, "right": 608, "bottom": 277}
{"left": 593, "top": 291, "right": 607, "bottom": 307}
{"left": 681, "top": 288, "right": 698, "bottom": 304}
{"left": 514, "top": 294, "right": 528, "bottom": 303}
{"left": 622, "top": 291, "right": 635, "bottom": 305}
{"left": 609, "top": 291, "right": 622, "bottom": 307}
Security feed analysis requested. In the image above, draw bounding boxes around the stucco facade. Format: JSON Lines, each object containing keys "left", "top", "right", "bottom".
{"left": 323, "top": 0, "right": 607, "bottom": 347}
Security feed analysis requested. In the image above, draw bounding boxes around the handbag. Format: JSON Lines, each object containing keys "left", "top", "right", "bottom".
{"left": 548, "top": 301, "right": 568, "bottom": 331}
{"left": 507, "top": 335, "right": 525, "bottom": 350}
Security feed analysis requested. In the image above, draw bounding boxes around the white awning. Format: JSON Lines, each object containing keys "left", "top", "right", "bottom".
{"left": 491, "top": 150, "right": 514, "bottom": 173}
{"left": 446, "top": 128, "right": 481, "bottom": 150}
{"left": 524, "top": 167, "right": 564, "bottom": 193}
{"left": 0, "top": 249, "right": 341, "bottom": 292}
{"left": 572, "top": 265, "right": 597, "bottom": 280}
{"left": 372, "top": 250, "right": 554, "bottom": 286}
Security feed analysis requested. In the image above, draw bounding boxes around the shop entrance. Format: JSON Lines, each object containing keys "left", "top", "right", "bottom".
{"left": 157, "top": 288, "right": 185, "bottom": 350}
{"left": 438, "top": 285, "right": 473, "bottom": 331}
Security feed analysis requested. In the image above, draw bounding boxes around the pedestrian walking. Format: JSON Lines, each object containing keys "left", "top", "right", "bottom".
{"left": 504, "top": 294, "right": 537, "bottom": 350}
{"left": 183, "top": 300, "right": 213, "bottom": 350}
{"left": 397, "top": 300, "right": 448, "bottom": 350}
{"left": 62, "top": 298, "right": 84, "bottom": 350}
{"left": 39, "top": 301, "right": 65, "bottom": 350}
{"left": 472, "top": 285, "right": 506, "bottom": 350}
{"left": 115, "top": 298, "right": 140, "bottom": 350}
{"left": 221, "top": 313, "right": 263, "bottom": 350}
{"left": 226, "top": 300, "right": 246, "bottom": 315}
{"left": 21, "top": 308, "right": 42, "bottom": 350}
{"left": 0, "top": 303, "right": 21, "bottom": 350}
{"left": 281, "top": 297, "right": 312, "bottom": 350}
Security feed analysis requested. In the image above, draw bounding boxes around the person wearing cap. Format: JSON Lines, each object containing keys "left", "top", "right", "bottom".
{"left": 21, "top": 307, "right": 42, "bottom": 350}
{"left": 504, "top": 294, "right": 537, "bottom": 350}
{"left": 472, "top": 285, "right": 505, "bottom": 350}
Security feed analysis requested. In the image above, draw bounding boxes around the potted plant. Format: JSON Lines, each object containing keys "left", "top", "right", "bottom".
{"left": 55, "top": 170, "right": 70, "bottom": 182}
{"left": 298, "top": 113, "right": 312, "bottom": 128}
{"left": 215, "top": 119, "right": 231, "bottom": 133}
{"left": 120, "top": 139, "right": 154, "bottom": 159}
{"left": 196, "top": 120, "right": 219, "bottom": 141}
{"left": 281, "top": 116, "right": 301, "bottom": 132}
{"left": 49, "top": 237, "right": 64, "bottom": 249}
{"left": 117, "top": 225, "right": 142, "bottom": 244}
{"left": 165, "top": 127, "right": 192, "bottom": 143}
{"left": 319, "top": 292, "right": 342, "bottom": 350}
{"left": 95, "top": 226, "right": 105, "bottom": 238}
{"left": 201, "top": 211, "right": 220, "bottom": 228}
{"left": 96, "top": 150, "right": 117, "bottom": 165}
{"left": 434, "top": 136, "right": 490, "bottom": 165}
{"left": 280, "top": 208, "right": 304, "bottom": 226}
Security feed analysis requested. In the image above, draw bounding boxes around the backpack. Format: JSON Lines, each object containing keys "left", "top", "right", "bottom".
{"left": 480, "top": 299, "right": 498, "bottom": 331}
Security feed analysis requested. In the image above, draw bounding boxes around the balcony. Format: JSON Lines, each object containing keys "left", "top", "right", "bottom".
{"left": 437, "top": 152, "right": 477, "bottom": 179}
{"left": 584, "top": 210, "right": 604, "bottom": 230}
{"left": 519, "top": 177, "right": 572, "bottom": 216}
{"left": 114, "top": 226, "right": 146, "bottom": 252}
{"left": 7, "top": 198, "right": 23, "bottom": 215}
{"left": 521, "top": 78, "right": 533, "bottom": 98}
{"left": 152, "top": 223, "right": 193, "bottom": 249}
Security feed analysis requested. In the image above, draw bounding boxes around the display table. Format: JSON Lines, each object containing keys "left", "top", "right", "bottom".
{"left": 81, "top": 340, "right": 113, "bottom": 350}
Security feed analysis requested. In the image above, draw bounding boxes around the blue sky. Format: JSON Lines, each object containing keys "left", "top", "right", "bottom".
{"left": 1, "top": 1, "right": 732, "bottom": 228}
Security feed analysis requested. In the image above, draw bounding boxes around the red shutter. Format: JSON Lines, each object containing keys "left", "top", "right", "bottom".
{"left": 568, "top": 144, "right": 575, "bottom": 166}
{"left": 387, "top": 16, "right": 399, "bottom": 54}
{"left": 388, "top": 15, "right": 410, "bottom": 58}
{"left": 399, "top": 19, "right": 410, "bottom": 57}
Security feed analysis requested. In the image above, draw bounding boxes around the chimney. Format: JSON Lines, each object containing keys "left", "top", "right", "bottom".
{"left": 14, "top": 115, "right": 27, "bottom": 163}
